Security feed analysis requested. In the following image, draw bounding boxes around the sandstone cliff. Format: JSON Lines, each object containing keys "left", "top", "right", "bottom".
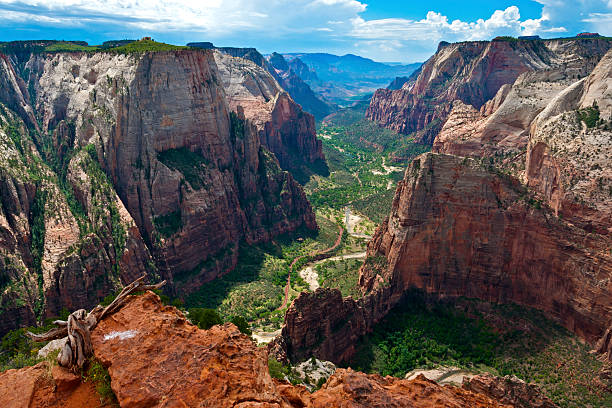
{"left": 0, "top": 291, "right": 519, "bottom": 407}
{"left": 267, "top": 52, "right": 335, "bottom": 120}
{"left": 367, "top": 38, "right": 612, "bottom": 144}
{"left": 203, "top": 45, "right": 334, "bottom": 119}
{"left": 368, "top": 153, "right": 611, "bottom": 355}
{"left": 0, "top": 44, "right": 317, "bottom": 335}
{"left": 274, "top": 152, "right": 611, "bottom": 366}
{"left": 214, "top": 51, "right": 325, "bottom": 176}
{"left": 526, "top": 48, "right": 612, "bottom": 229}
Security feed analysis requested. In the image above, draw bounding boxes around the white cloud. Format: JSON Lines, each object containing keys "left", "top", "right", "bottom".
{"left": 0, "top": 1, "right": 611, "bottom": 62}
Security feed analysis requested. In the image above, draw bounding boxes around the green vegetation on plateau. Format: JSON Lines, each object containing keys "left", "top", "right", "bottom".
{"left": 0, "top": 39, "right": 191, "bottom": 55}
{"left": 349, "top": 291, "right": 612, "bottom": 408}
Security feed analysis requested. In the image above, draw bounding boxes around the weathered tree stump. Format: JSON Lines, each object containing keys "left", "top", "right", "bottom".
{"left": 27, "top": 275, "right": 165, "bottom": 371}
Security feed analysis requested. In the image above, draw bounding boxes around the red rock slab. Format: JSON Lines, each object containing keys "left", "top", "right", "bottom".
{"left": 310, "top": 369, "right": 512, "bottom": 408}
{"left": 91, "top": 291, "right": 291, "bottom": 408}
{"left": 0, "top": 362, "right": 101, "bottom": 408}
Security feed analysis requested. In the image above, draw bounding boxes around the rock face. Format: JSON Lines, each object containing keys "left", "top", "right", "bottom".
{"left": 309, "top": 370, "right": 511, "bottom": 408}
{"left": 0, "top": 362, "right": 101, "bottom": 408}
{"left": 214, "top": 51, "right": 325, "bottom": 174}
{"left": 526, "top": 49, "right": 612, "bottom": 228}
{"left": 92, "top": 292, "right": 292, "bottom": 407}
{"left": 274, "top": 152, "right": 611, "bottom": 366}
{"left": 367, "top": 38, "right": 612, "bottom": 144}
{"left": 367, "top": 153, "right": 611, "bottom": 354}
{"left": 0, "top": 45, "right": 317, "bottom": 335}
{"left": 205, "top": 45, "right": 334, "bottom": 119}
{"left": 270, "top": 285, "right": 397, "bottom": 364}
{"left": 463, "top": 375, "right": 559, "bottom": 408}
{"left": 267, "top": 52, "right": 335, "bottom": 120}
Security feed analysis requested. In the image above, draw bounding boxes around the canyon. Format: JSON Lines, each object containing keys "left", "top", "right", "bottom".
{"left": 1, "top": 32, "right": 611, "bottom": 407}
{"left": 0, "top": 42, "right": 320, "bottom": 335}
{"left": 275, "top": 45, "right": 612, "bottom": 369}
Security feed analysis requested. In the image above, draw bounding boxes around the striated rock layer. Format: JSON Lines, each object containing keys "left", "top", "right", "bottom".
{"left": 274, "top": 153, "right": 611, "bottom": 366}
{"left": 0, "top": 45, "right": 317, "bottom": 334}
{"left": 367, "top": 38, "right": 612, "bottom": 144}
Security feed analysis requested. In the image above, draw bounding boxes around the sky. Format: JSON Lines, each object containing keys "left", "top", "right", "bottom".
{"left": 0, "top": 1, "right": 611, "bottom": 62}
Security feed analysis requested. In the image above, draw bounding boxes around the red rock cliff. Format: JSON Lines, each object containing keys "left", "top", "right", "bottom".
{"left": 367, "top": 38, "right": 612, "bottom": 144}
{"left": 0, "top": 47, "right": 317, "bottom": 335}
{"left": 368, "top": 153, "right": 611, "bottom": 353}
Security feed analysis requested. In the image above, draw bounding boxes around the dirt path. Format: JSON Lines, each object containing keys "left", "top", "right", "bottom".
{"left": 278, "top": 224, "right": 344, "bottom": 310}
{"left": 252, "top": 329, "right": 282, "bottom": 345}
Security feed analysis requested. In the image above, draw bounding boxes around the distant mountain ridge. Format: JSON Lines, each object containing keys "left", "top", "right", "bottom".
{"left": 281, "top": 52, "right": 421, "bottom": 106}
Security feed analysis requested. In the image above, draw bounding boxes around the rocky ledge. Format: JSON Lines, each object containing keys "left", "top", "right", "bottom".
{"left": 0, "top": 291, "right": 534, "bottom": 407}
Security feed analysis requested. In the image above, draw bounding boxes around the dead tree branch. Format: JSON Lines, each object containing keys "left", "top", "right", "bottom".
{"left": 26, "top": 274, "right": 166, "bottom": 370}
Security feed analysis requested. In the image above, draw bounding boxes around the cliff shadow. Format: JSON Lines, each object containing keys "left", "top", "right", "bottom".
{"left": 183, "top": 225, "right": 320, "bottom": 320}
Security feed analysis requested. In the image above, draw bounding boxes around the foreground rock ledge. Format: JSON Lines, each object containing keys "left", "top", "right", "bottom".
{"left": 0, "top": 291, "right": 529, "bottom": 407}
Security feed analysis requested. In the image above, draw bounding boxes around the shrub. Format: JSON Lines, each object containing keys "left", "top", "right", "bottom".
{"left": 230, "top": 316, "right": 252, "bottom": 336}
{"left": 85, "top": 358, "right": 118, "bottom": 405}
{"left": 188, "top": 308, "right": 222, "bottom": 330}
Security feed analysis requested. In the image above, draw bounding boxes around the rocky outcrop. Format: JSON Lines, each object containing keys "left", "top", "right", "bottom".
{"left": 433, "top": 67, "right": 578, "bottom": 156}
{"left": 463, "top": 375, "right": 558, "bottom": 408}
{"left": 206, "top": 45, "right": 334, "bottom": 119}
{"left": 387, "top": 76, "right": 410, "bottom": 90}
{"left": 214, "top": 51, "right": 325, "bottom": 174}
{"left": 91, "top": 291, "right": 292, "bottom": 407}
{"left": 0, "top": 45, "right": 317, "bottom": 334}
{"left": 526, "top": 49, "right": 612, "bottom": 229}
{"left": 309, "top": 370, "right": 512, "bottom": 408}
{"left": 367, "top": 38, "right": 612, "bottom": 144}
{"left": 270, "top": 285, "right": 398, "bottom": 364}
{"left": 366, "top": 153, "right": 611, "bottom": 354}
{"left": 0, "top": 362, "right": 101, "bottom": 408}
{"left": 0, "top": 290, "right": 523, "bottom": 408}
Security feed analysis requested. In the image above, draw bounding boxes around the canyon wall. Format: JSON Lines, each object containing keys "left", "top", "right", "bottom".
{"left": 276, "top": 50, "right": 612, "bottom": 364}
{"left": 367, "top": 38, "right": 612, "bottom": 144}
{"left": 0, "top": 46, "right": 318, "bottom": 335}
{"left": 214, "top": 51, "right": 325, "bottom": 176}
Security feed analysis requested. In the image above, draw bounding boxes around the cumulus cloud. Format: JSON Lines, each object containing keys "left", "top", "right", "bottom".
{"left": 0, "top": 1, "right": 611, "bottom": 61}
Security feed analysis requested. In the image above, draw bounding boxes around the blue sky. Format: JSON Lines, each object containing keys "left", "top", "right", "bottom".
{"left": 0, "top": 1, "right": 611, "bottom": 62}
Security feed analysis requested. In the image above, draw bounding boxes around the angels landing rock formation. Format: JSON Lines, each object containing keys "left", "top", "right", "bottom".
{"left": 367, "top": 37, "right": 612, "bottom": 145}
{"left": 0, "top": 43, "right": 318, "bottom": 335}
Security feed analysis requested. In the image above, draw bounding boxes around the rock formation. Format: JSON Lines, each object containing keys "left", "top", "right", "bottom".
{"left": 0, "top": 362, "right": 101, "bottom": 408}
{"left": 367, "top": 37, "right": 612, "bottom": 144}
{"left": 214, "top": 51, "right": 325, "bottom": 175}
{"left": 370, "top": 153, "right": 610, "bottom": 354}
{"left": 0, "top": 44, "right": 317, "bottom": 335}
{"left": 267, "top": 52, "right": 335, "bottom": 120}
{"left": 197, "top": 44, "right": 335, "bottom": 120}
{"left": 463, "top": 375, "right": 558, "bottom": 408}
{"left": 0, "top": 291, "right": 523, "bottom": 407}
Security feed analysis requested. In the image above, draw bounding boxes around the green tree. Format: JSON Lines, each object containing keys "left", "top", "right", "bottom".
{"left": 188, "top": 308, "right": 222, "bottom": 330}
